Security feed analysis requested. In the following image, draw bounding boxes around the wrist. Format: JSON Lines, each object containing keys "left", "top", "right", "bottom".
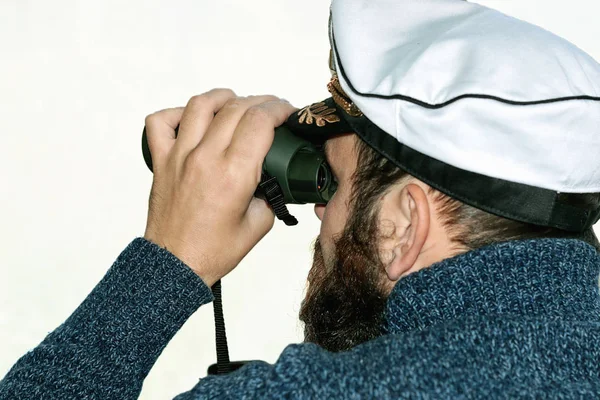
{"left": 143, "top": 235, "right": 220, "bottom": 287}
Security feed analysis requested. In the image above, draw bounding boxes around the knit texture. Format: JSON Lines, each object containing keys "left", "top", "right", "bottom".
{"left": 0, "top": 238, "right": 214, "bottom": 399}
{"left": 1, "top": 237, "right": 600, "bottom": 399}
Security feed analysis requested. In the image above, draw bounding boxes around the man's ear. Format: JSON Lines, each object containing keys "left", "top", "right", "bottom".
{"left": 384, "top": 183, "right": 431, "bottom": 281}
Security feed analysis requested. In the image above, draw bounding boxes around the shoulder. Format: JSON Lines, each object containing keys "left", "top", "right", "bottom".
{"left": 270, "top": 316, "right": 600, "bottom": 397}
{"left": 186, "top": 317, "right": 600, "bottom": 399}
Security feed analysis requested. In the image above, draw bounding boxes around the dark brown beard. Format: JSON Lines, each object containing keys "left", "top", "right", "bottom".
{"left": 299, "top": 231, "right": 389, "bottom": 352}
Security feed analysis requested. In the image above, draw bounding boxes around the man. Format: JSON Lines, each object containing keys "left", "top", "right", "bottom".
{"left": 2, "top": 0, "right": 600, "bottom": 398}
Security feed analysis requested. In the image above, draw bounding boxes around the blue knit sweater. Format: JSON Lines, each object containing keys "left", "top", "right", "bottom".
{"left": 1, "top": 237, "right": 599, "bottom": 399}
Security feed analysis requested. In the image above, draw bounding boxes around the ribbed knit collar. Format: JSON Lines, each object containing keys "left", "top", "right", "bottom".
{"left": 384, "top": 238, "right": 600, "bottom": 335}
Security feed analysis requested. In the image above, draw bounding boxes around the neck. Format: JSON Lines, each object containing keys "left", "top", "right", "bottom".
{"left": 384, "top": 238, "right": 600, "bottom": 335}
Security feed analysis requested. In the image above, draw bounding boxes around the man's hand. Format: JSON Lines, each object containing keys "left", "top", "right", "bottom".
{"left": 143, "top": 89, "right": 297, "bottom": 286}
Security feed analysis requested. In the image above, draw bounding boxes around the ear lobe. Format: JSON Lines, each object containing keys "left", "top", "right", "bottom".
{"left": 385, "top": 184, "right": 431, "bottom": 281}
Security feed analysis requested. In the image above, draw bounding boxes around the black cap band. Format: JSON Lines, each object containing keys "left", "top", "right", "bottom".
{"left": 285, "top": 98, "right": 600, "bottom": 233}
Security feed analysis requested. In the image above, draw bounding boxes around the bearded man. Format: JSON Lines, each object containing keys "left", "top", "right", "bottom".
{"left": 2, "top": 0, "right": 600, "bottom": 398}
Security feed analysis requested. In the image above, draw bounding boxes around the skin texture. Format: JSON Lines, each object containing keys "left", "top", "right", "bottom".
{"left": 143, "top": 89, "right": 298, "bottom": 287}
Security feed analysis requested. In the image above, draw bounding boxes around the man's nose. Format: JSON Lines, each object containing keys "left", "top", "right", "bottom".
{"left": 314, "top": 204, "right": 326, "bottom": 221}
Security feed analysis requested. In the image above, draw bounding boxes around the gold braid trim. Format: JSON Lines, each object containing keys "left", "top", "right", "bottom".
{"left": 327, "top": 74, "right": 364, "bottom": 117}
{"left": 329, "top": 49, "right": 336, "bottom": 76}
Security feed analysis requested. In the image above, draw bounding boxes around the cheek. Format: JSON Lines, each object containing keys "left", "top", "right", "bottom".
{"left": 319, "top": 184, "right": 350, "bottom": 251}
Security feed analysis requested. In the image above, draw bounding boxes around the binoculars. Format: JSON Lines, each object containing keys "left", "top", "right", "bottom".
{"left": 141, "top": 124, "right": 338, "bottom": 224}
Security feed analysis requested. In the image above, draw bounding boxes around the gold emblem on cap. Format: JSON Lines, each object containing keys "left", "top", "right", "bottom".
{"left": 296, "top": 50, "right": 364, "bottom": 127}
{"left": 327, "top": 74, "right": 364, "bottom": 117}
{"left": 298, "top": 102, "right": 341, "bottom": 127}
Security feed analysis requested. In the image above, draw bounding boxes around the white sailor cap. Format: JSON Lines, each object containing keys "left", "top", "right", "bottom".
{"left": 285, "top": 0, "right": 600, "bottom": 232}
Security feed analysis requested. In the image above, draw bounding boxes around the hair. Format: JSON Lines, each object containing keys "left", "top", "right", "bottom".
{"left": 348, "top": 136, "right": 600, "bottom": 254}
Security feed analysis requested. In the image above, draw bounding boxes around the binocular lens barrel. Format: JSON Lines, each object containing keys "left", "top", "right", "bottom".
{"left": 141, "top": 124, "right": 337, "bottom": 206}
{"left": 264, "top": 126, "right": 336, "bottom": 204}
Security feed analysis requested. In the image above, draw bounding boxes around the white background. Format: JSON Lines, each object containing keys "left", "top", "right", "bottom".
{"left": 1, "top": 1, "right": 599, "bottom": 399}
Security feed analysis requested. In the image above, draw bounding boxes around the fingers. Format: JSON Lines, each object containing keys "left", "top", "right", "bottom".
{"left": 174, "top": 88, "right": 237, "bottom": 155}
{"left": 200, "top": 95, "right": 281, "bottom": 152}
{"left": 144, "top": 107, "right": 185, "bottom": 170}
{"left": 226, "top": 100, "right": 298, "bottom": 180}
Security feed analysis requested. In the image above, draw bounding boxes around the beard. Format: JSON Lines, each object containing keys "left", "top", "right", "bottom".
{"left": 299, "top": 227, "right": 391, "bottom": 353}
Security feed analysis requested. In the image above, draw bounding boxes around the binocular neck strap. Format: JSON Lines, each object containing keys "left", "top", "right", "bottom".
{"left": 212, "top": 279, "right": 232, "bottom": 374}
{"left": 258, "top": 173, "right": 298, "bottom": 226}
{"left": 211, "top": 174, "right": 299, "bottom": 375}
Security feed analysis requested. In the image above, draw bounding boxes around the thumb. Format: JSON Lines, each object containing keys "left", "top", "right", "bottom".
{"left": 244, "top": 196, "right": 276, "bottom": 241}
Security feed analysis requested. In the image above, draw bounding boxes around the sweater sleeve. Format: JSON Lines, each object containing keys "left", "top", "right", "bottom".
{"left": 0, "top": 237, "right": 214, "bottom": 400}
